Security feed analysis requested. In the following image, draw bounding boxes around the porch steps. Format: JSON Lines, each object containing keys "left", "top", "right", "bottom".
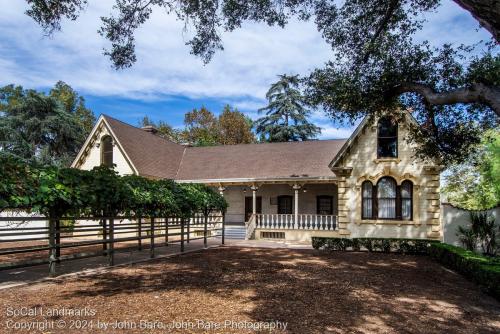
{"left": 222, "top": 224, "right": 246, "bottom": 240}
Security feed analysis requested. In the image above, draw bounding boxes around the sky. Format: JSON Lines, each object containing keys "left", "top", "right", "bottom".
{"left": 0, "top": 1, "right": 491, "bottom": 138}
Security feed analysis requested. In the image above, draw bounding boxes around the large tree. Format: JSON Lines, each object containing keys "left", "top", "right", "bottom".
{"left": 256, "top": 74, "right": 321, "bottom": 142}
{"left": 442, "top": 129, "right": 500, "bottom": 210}
{"left": 24, "top": 0, "right": 499, "bottom": 163}
{"left": 217, "top": 104, "right": 256, "bottom": 145}
{"left": 0, "top": 83, "right": 94, "bottom": 166}
{"left": 182, "top": 106, "right": 219, "bottom": 146}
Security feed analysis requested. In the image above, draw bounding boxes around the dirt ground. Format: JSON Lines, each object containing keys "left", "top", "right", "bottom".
{"left": 0, "top": 247, "right": 499, "bottom": 334}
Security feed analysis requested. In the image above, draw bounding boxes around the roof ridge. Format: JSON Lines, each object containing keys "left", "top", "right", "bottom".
{"left": 174, "top": 146, "right": 187, "bottom": 179}
{"left": 184, "top": 138, "right": 349, "bottom": 151}
{"left": 101, "top": 114, "right": 183, "bottom": 148}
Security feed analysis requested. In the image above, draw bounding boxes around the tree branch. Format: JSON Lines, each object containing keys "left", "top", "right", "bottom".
{"left": 391, "top": 82, "right": 500, "bottom": 117}
{"left": 453, "top": 0, "right": 500, "bottom": 41}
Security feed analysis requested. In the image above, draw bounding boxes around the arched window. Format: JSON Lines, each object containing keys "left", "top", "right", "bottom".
{"left": 401, "top": 180, "right": 413, "bottom": 220}
{"left": 361, "top": 181, "right": 373, "bottom": 219}
{"left": 377, "top": 117, "right": 397, "bottom": 158}
{"left": 101, "top": 135, "right": 113, "bottom": 168}
{"left": 377, "top": 177, "right": 396, "bottom": 219}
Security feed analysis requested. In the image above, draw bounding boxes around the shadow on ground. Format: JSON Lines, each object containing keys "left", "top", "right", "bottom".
{"left": 0, "top": 247, "right": 499, "bottom": 333}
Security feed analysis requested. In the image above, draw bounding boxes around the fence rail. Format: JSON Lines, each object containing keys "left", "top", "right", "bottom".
{"left": 0, "top": 212, "right": 225, "bottom": 275}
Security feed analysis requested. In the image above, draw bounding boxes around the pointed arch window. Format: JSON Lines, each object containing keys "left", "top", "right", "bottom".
{"left": 101, "top": 135, "right": 113, "bottom": 168}
{"left": 377, "top": 177, "right": 397, "bottom": 219}
{"left": 377, "top": 117, "right": 398, "bottom": 158}
{"left": 401, "top": 180, "right": 413, "bottom": 220}
{"left": 362, "top": 181, "right": 373, "bottom": 219}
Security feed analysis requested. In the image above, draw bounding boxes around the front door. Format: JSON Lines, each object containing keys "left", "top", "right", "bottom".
{"left": 245, "top": 196, "right": 262, "bottom": 221}
{"left": 277, "top": 195, "right": 293, "bottom": 214}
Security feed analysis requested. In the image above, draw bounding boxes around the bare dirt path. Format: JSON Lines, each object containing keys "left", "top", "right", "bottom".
{"left": 0, "top": 247, "right": 499, "bottom": 333}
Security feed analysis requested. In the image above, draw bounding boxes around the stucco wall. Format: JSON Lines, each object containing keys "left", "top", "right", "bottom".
{"left": 75, "top": 121, "right": 135, "bottom": 175}
{"left": 336, "top": 116, "right": 441, "bottom": 240}
{"left": 223, "top": 183, "right": 338, "bottom": 223}
{"left": 442, "top": 204, "right": 500, "bottom": 246}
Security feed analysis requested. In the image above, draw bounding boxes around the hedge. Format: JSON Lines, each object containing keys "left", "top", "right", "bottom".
{"left": 428, "top": 243, "right": 500, "bottom": 299}
{"left": 312, "top": 237, "right": 439, "bottom": 254}
{"left": 0, "top": 154, "right": 227, "bottom": 218}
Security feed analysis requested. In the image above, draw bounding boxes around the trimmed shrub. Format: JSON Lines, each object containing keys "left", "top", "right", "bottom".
{"left": 312, "top": 237, "right": 439, "bottom": 255}
{"left": 429, "top": 243, "right": 500, "bottom": 300}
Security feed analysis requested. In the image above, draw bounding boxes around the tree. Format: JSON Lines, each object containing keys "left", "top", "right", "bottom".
{"left": 0, "top": 84, "right": 93, "bottom": 166}
{"left": 139, "top": 116, "right": 181, "bottom": 143}
{"left": 24, "top": 0, "right": 499, "bottom": 162}
{"left": 182, "top": 106, "right": 219, "bottom": 146}
{"left": 255, "top": 74, "right": 320, "bottom": 142}
{"left": 49, "top": 81, "right": 96, "bottom": 135}
{"left": 217, "top": 105, "right": 255, "bottom": 145}
{"left": 442, "top": 129, "right": 500, "bottom": 210}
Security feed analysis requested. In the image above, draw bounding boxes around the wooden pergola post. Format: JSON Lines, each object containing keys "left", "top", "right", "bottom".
{"left": 48, "top": 218, "right": 57, "bottom": 277}
{"left": 137, "top": 217, "right": 142, "bottom": 251}
{"left": 108, "top": 217, "right": 114, "bottom": 266}
{"left": 180, "top": 218, "right": 185, "bottom": 253}
{"left": 150, "top": 217, "right": 155, "bottom": 258}
{"left": 165, "top": 218, "right": 169, "bottom": 246}
{"left": 102, "top": 218, "right": 107, "bottom": 256}
{"left": 221, "top": 212, "right": 225, "bottom": 245}
{"left": 203, "top": 211, "right": 208, "bottom": 249}
{"left": 55, "top": 219, "right": 61, "bottom": 262}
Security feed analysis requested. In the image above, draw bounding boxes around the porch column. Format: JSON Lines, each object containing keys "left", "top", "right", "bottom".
{"left": 218, "top": 186, "right": 226, "bottom": 196}
{"left": 251, "top": 185, "right": 259, "bottom": 215}
{"left": 293, "top": 184, "right": 301, "bottom": 228}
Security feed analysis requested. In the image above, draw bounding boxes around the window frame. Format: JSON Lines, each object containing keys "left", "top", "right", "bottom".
{"left": 316, "top": 195, "right": 334, "bottom": 215}
{"left": 100, "top": 135, "right": 114, "bottom": 168}
{"left": 376, "top": 177, "right": 397, "bottom": 219}
{"left": 361, "top": 177, "right": 413, "bottom": 221}
{"left": 377, "top": 117, "right": 398, "bottom": 159}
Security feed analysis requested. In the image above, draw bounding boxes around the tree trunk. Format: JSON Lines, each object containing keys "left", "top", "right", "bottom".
{"left": 453, "top": 0, "right": 500, "bottom": 41}
{"left": 392, "top": 82, "right": 500, "bottom": 117}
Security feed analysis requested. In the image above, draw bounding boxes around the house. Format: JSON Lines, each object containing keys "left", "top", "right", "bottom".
{"left": 72, "top": 113, "right": 442, "bottom": 242}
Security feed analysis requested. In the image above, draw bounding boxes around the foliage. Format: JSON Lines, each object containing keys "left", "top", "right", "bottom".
{"left": 49, "top": 81, "right": 96, "bottom": 135}
{"left": 429, "top": 243, "right": 500, "bottom": 300}
{"left": 182, "top": 106, "right": 219, "bottom": 146}
{"left": 456, "top": 212, "right": 498, "bottom": 255}
{"left": 255, "top": 74, "right": 321, "bottom": 142}
{"left": 312, "top": 237, "right": 439, "bottom": 254}
{"left": 139, "top": 116, "right": 182, "bottom": 143}
{"left": 217, "top": 105, "right": 256, "bottom": 145}
{"left": 0, "top": 83, "right": 95, "bottom": 166}
{"left": 442, "top": 129, "right": 500, "bottom": 210}
{"left": 0, "top": 155, "right": 227, "bottom": 218}
{"left": 24, "top": 0, "right": 499, "bottom": 164}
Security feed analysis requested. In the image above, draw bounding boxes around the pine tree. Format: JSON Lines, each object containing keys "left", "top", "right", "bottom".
{"left": 255, "top": 74, "right": 320, "bottom": 142}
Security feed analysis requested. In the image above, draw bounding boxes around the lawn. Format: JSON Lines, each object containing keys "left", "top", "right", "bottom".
{"left": 0, "top": 247, "right": 499, "bottom": 333}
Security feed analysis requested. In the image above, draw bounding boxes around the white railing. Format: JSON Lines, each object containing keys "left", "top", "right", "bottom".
{"left": 245, "top": 214, "right": 257, "bottom": 240}
{"left": 255, "top": 214, "right": 337, "bottom": 231}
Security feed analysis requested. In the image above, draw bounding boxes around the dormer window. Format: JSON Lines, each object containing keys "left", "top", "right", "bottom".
{"left": 101, "top": 135, "right": 113, "bottom": 167}
{"left": 377, "top": 117, "right": 398, "bottom": 158}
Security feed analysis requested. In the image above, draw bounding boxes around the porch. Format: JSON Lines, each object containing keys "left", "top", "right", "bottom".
{"left": 214, "top": 180, "right": 339, "bottom": 241}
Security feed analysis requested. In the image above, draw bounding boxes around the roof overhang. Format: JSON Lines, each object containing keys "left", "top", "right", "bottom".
{"left": 176, "top": 176, "right": 339, "bottom": 186}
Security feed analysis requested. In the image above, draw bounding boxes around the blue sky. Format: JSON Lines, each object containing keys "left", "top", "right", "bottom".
{"left": 0, "top": 1, "right": 491, "bottom": 138}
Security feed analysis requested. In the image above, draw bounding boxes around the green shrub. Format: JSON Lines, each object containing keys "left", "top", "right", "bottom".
{"left": 312, "top": 237, "right": 439, "bottom": 255}
{"left": 429, "top": 243, "right": 500, "bottom": 300}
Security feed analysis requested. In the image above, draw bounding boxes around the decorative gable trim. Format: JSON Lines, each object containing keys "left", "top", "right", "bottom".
{"left": 71, "top": 115, "right": 139, "bottom": 175}
{"left": 328, "top": 110, "right": 420, "bottom": 169}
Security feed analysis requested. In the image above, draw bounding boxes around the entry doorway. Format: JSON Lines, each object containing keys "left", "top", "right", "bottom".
{"left": 277, "top": 195, "right": 293, "bottom": 214}
{"left": 245, "top": 196, "right": 262, "bottom": 221}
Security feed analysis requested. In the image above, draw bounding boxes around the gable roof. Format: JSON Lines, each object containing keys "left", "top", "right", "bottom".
{"left": 75, "top": 114, "right": 348, "bottom": 181}
{"left": 102, "top": 115, "right": 186, "bottom": 179}
{"left": 175, "top": 139, "right": 346, "bottom": 181}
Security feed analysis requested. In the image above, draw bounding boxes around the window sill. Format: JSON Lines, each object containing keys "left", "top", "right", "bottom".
{"left": 357, "top": 219, "right": 419, "bottom": 226}
{"left": 373, "top": 158, "right": 401, "bottom": 164}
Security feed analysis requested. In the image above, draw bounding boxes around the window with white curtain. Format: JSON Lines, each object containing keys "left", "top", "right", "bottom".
{"left": 377, "top": 177, "right": 397, "bottom": 219}
{"left": 401, "top": 180, "right": 413, "bottom": 220}
{"left": 362, "top": 181, "right": 373, "bottom": 219}
{"left": 361, "top": 177, "right": 414, "bottom": 220}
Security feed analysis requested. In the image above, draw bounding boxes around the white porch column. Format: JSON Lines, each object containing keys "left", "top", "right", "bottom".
{"left": 250, "top": 185, "right": 259, "bottom": 215}
{"left": 292, "top": 184, "right": 301, "bottom": 228}
{"left": 218, "top": 186, "right": 226, "bottom": 196}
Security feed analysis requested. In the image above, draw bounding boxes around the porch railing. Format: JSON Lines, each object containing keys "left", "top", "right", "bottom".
{"left": 245, "top": 214, "right": 257, "bottom": 240}
{"left": 255, "top": 214, "right": 337, "bottom": 231}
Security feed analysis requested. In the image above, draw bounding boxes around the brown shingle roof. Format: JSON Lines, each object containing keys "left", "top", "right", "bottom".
{"left": 176, "top": 140, "right": 346, "bottom": 181}
{"left": 103, "top": 115, "right": 347, "bottom": 180}
{"left": 103, "top": 115, "right": 185, "bottom": 179}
